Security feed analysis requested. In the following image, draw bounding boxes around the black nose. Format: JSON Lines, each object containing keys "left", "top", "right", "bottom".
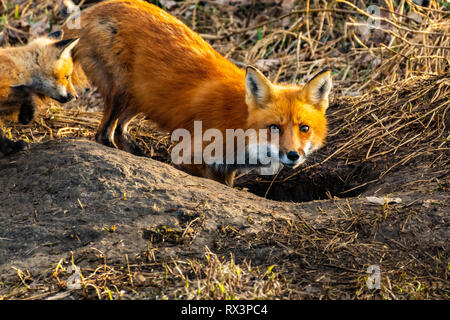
{"left": 287, "top": 151, "right": 300, "bottom": 161}
{"left": 55, "top": 93, "right": 74, "bottom": 104}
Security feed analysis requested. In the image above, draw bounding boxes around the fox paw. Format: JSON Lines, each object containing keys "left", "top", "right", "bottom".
{"left": 18, "top": 106, "right": 35, "bottom": 124}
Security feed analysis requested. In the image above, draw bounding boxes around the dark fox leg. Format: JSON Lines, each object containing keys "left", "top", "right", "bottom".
{"left": 205, "top": 165, "right": 237, "bottom": 187}
{"left": 9, "top": 86, "right": 37, "bottom": 125}
{"left": 95, "top": 110, "right": 118, "bottom": 148}
{"left": 18, "top": 98, "right": 37, "bottom": 125}
{"left": 181, "top": 164, "right": 237, "bottom": 187}
{"left": 95, "top": 92, "right": 128, "bottom": 149}
{"left": 0, "top": 129, "right": 28, "bottom": 156}
{"left": 114, "top": 109, "right": 147, "bottom": 157}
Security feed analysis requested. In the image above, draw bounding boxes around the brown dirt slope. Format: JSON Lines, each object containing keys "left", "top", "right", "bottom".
{"left": 0, "top": 138, "right": 447, "bottom": 299}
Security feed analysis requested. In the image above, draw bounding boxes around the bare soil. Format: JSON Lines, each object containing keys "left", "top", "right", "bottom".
{"left": 0, "top": 137, "right": 447, "bottom": 299}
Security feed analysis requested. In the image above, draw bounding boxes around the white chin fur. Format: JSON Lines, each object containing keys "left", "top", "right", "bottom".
{"left": 57, "top": 85, "right": 68, "bottom": 97}
{"left": 304, "top": 142, "right": 312, "bottom": 156}
{"left": 246, "top": 143, "right": 279, "bottom": 166}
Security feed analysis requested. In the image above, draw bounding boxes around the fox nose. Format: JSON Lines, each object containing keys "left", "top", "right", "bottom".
{"left": 286, "top": 151, "right": 300, "bottom": 161}
{"left": 55, "top": 93, "right": 75, "bottom": 103}
{"left": 63, "top": 93, "right": 77, "bottom": 102}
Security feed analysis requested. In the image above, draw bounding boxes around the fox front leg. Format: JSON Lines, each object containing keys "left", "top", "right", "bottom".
{"left": 10, "top": 85, "right": 38, "bottom": 125}
{"left": 18, "top": 97, "right": 38, "bottom": 125}
{"left": 204, "top": 165, "right": 237, "bottom": 187}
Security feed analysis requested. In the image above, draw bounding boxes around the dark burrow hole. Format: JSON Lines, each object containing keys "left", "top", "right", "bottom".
{"left": 235, "top": 161, "right": 378, "bottom": 203}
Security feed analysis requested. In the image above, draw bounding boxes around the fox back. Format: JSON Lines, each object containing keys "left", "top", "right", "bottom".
{"left": 64, "top": 0, "right": 332, "bottom": 186}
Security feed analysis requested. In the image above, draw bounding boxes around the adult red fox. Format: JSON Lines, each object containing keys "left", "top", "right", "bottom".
{"left": 0, "top": 31, "right": 79, "bottom": 156}
{"left": 64, "top": 0, "right": 332, "bottom": 186}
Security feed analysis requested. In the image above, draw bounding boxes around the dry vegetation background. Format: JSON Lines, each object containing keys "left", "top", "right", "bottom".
{"left": 0, "top": 0, "right": 448, "bottom": 300}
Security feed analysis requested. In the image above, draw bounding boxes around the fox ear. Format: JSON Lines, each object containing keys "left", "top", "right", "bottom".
{"left": 10, "top": 84, "right": 30, "bottom": 92}
{"left": 245, "top": 66, "right": 273, "bottom": 108}
{"left": 53, "top": 38, "right": 79, "bottom": 59}
{"left": 48, "top": 30, "right": 63, "bottom": 40}
{"left": 300, "top": 70, "right": 332, "bottom": 111}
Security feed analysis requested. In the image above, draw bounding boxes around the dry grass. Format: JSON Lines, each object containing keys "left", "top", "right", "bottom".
{"left": 2, "top": 248, "right": 288, "bottom": 300}
{"left": 3, "top": 199, "right": 447, "bottom": 300}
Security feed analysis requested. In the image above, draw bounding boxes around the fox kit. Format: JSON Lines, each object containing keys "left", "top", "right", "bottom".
{"left": 64, "top": 0, "right": 332, "bottom": 186}
{"left": 0, "top": 31, "right": 79, "bottom": 156}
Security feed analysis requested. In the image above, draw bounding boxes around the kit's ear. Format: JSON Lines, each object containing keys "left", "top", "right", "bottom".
{"left": 10, "top": 84, "right": 31, "bottom": 92}
{"left": 53, "top": 38, "right": 79, "bottom": 59}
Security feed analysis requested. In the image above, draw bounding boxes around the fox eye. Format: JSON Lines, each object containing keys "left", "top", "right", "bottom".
{"left": 65, "top": 75, "right": 70, "bottom": 80}
{"left": 300, "top": 125, "right": 310, "bottom": 133}
{"left": 268, "top": 124, "right": 281, "bottom": 133}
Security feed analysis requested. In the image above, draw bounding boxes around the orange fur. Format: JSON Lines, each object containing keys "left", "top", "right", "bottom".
{"left": 64, "top": 0, "right": 332, "bottom": 186}
{"left": 0, "top": 33, "right": 79, "bottom": 156}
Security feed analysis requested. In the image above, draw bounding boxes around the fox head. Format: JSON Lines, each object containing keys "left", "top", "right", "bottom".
{"left": 245, "top": 66, "right": 332, "bottom": 169}
{"left": 14, "top": 31, "right": 79, "bottom": 103}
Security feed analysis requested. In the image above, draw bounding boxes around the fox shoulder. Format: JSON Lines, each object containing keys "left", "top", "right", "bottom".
{"left": 0, "top": 54, "right": 20, "bottom": 101}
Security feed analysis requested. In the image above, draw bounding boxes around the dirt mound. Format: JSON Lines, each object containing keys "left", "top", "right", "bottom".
{"left": 0, "top": 139, "right": 296, "bottom": 273}
{"left": 0, "top": 139, "right": 447, "bottom": 299}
